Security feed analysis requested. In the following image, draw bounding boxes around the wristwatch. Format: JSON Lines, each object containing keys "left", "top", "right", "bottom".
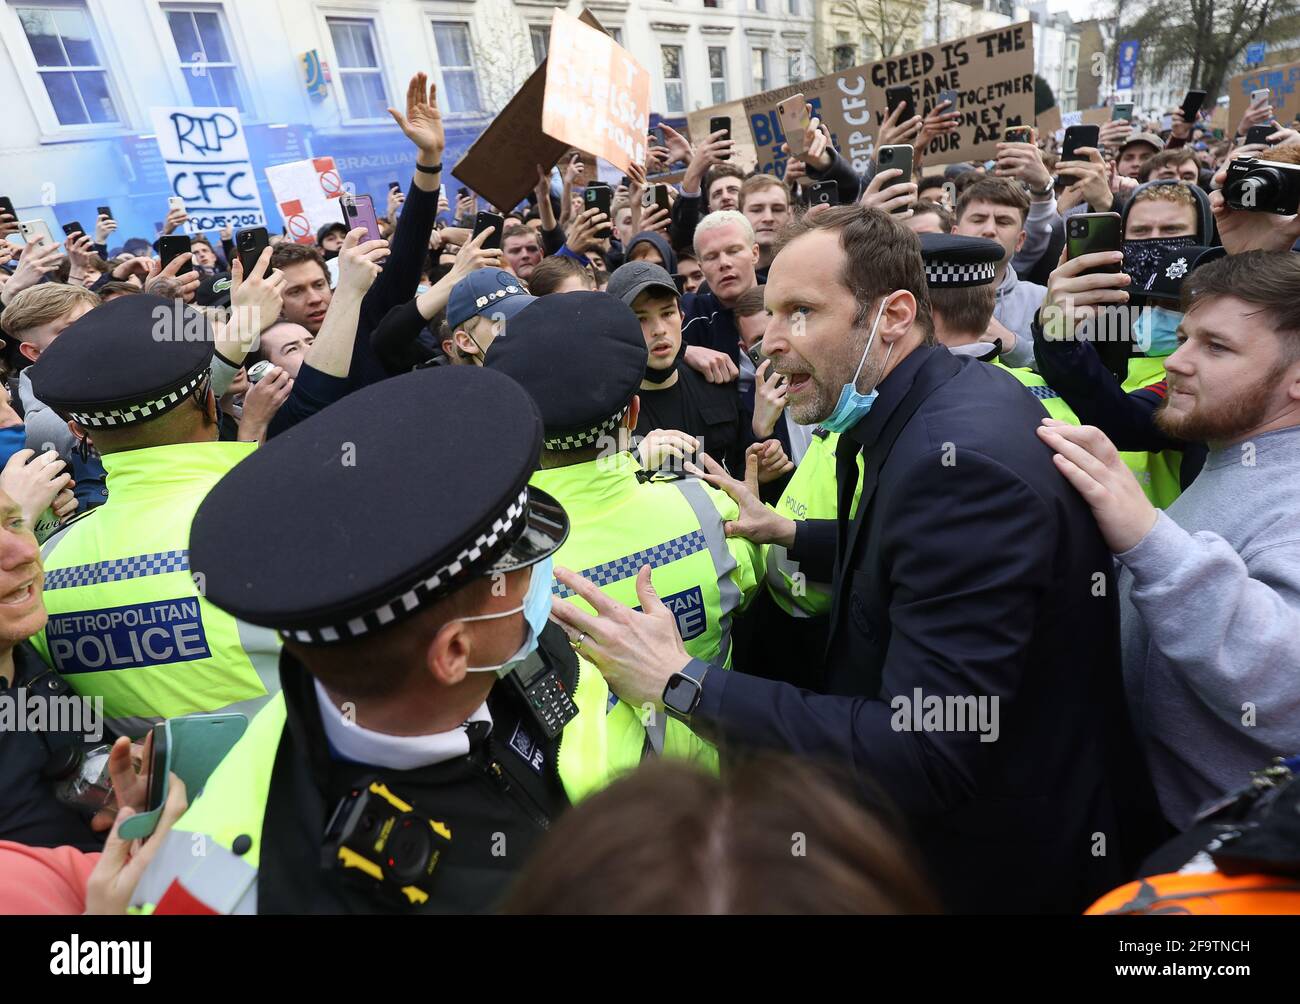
{"left": 1028, "top": 179, "right": 1054, "bottom": 198}
{"left": 662, "top": 661, "right": 710, "bottom": 723}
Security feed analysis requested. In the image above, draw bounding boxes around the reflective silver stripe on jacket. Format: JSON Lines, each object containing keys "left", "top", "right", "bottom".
{"left": 131, "top": 828, "right": 258, "bottom": 915}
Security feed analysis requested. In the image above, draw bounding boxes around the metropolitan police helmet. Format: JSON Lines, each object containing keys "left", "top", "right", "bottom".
{"left": 189, "top": 366, "right": 569, "bottom": 645}
{"left": 27, "top": 294, "right": 214, "bottom": 429}
{"left": 918, "top": 234, "right": 1002, "bottom": 289}
{"left": 485, "top": 291, "right": 647, "bottom": 452}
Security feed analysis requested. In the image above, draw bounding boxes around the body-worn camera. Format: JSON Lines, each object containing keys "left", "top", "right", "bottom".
{"left": 324, "top": 778, "right": 452, "bottom": 906}
{"left": 1223, "top": 157, "right": 1300, "bottom": 216}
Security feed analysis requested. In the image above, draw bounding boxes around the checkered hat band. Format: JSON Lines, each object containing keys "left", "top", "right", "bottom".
{"left": 282, "top": 487, "right": 529, "bottom": 644}
{"left": 543, "top": 407, "right": 627, "bottom": 452}
{"left": 69, "top": 371, "right": 208, "bottom": 428}
{"left": 924, "top": 261, "right": 997, "bottom": 287}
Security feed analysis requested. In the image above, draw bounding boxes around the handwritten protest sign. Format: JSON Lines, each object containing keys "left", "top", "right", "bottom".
{"left": 542, "top": 10, "right": 649, "bottom": 174}
{"left": 265, "top": 157, "right": 345, "bottom": 245}
{"left": 149, "top": 106, "right": 266, "bottom": 233}
{"left": 453, "top": 9, "right": 608, "bottom": 212}
{"left": 732, "top": 22, "right": 1035, "bottom": 175}
{"left": 1228, "top": 59, "right": 1300, "bottom": 135}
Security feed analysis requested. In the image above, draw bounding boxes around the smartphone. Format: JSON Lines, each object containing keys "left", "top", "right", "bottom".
{"left": 158, "top": 234, "right": 192, "bottom": 271}
{"left": 1066, "top": 212, "right": 1122, "bottom": 275}
{"left": 117, "top": 713, "right": 249, "bottom": 841}
{"left": 1250, "top": 87, "right": 1270, "bottom": 107}
{"left": 583, "top": 183, "right": 612, "bottom": 236}
{"left": 649, "top": 124, "right": 665, "bottom": 148}
{"left": 1004, "top": 125, "right": 1035, "bottom": 144}
{"left": 886, "top": 85, "right": 914, "bottom": 123}
{"left": 168, "top": 195, "right": 187, "bottom": 215}
{"left": 0, "top": 196, "right": 16, "bottom": 220}
{"left": 389, "top": 181, "right": 401, "bottom": 193}
{"left": 1180, "top": 89, "right": 1206, "bottom": 122}
{"left": 18, "top": 219, "right": 54, "bottom": 245}
{"left": 937, "top": 88, "right": 959, "bottom": 112}
{"left": 877, "top": 142, "right": 914, "bottom": 175}
{"left": 97, "top": 205, "right": 113, "bottom": 221}
{"left": 709, "top": 116, "right": 732, "bottom": 160}
{"left": 808, "top": 180, "right": 839, "bottom": 207}
{"left": 642, "top": 183, "right": 671, "bottom": 216}
{"left": 473, "top": 210, "right": 505, "bottom": 251}
{"left": 1111, "top": 102, "right": 1134, "bottom": 122}
{"left": 236, "top": 226, "right": 270, "bottom": 277}
{"left": 777, "top": 94, "right": 809, "bottom": 156}
{"left": 1245, "top": 125, "right": 1274, "bottom": 146}
{"left": 61, "top": 221, "right": 86, "bottom": 238}
{"left": 341, "top": 193, "right": 382, "bottom": 243}
{"left": 1058, "top": 124, "right": 1100, "bottom": 182}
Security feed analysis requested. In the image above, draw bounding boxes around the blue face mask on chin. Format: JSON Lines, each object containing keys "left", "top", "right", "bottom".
{"left": 1134, "top": 305, "right": 1183, "bottom": 357}
{"left": 822, "top": 298, "right": 894, "bottom": 434}
{"left": 460, "top": 556, "right": 554, "bottom": 677}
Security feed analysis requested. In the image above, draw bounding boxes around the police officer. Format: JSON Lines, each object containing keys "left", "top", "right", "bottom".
{"left": 485, "top": 292, "right": 762, "bottom": 760}
{"left": 129, "top": 365, "right": 650, "bottom": 915}
{"left": 26, "top": 295, "right": 280, "bottom": 738}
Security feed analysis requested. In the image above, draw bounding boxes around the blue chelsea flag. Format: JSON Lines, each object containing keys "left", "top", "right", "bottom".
{"left": 1117, "top": 40, "right": 1140, "bottom": 90}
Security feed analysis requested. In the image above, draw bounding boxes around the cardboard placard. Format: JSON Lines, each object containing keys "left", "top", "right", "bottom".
{"left": 1036, "top": 104, "right": 1062, "bottom": 139}
{"left": 265, "top": 157, "right": 345, "bottom": 245}
{"left": 1228, "top": 60, "right": 1300, "bottom": 135}
{"left": 738, "top": 22, "right": 1036, "bottom": 174}
{"left": 452, "top": 9, "right": 607, "bottom": 213}
{"left": 149, "top": 106, "right": 266, "bottom": 234}
{"left": 542, "top": 10, "right": 649, "bottom": 175}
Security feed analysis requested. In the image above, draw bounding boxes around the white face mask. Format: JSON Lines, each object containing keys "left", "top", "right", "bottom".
{"left": 451, "top": 559, "right": 553, "bottom": 677}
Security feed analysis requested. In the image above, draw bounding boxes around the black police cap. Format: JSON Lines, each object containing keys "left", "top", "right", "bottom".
{"left": 28, "top": 294, "right": 215, "bottom": 428}
{"left": 486, "top": 291, "right": 647, "bottom": 452}
{"left": 919, "top": 234, "right": 1003, "bottom": 288}
{"left": 190, "top": 366, "right": 569, "bottom": 645}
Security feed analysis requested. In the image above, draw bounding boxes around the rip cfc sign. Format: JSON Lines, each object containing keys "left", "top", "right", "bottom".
{"left": 149, "top": 106, "right": 267, "bottom": 234}
{"left": 266, "top": 156, "right": 346, "bottom": 245}
{"left": 46, "top": 598, "right": 211, "bottom": 674}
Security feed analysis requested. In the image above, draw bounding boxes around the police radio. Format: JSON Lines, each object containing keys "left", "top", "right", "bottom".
{"left": 508, "top": 649, "right": 577, "bottom": 739}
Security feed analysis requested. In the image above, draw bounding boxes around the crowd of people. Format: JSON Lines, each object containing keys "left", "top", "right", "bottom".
{"left": 0, "top": 63, "right": 1298, "bottom": 919}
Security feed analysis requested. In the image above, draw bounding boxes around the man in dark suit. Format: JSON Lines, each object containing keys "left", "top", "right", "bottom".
{"left": 550, "top": 206, "right": 1161, "bottom": 914}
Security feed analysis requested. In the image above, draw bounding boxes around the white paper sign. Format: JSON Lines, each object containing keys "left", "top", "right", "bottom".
{"left": 265, "top": 157, "right": 346, "bottom": 245}
{"left": 149, "top": 106, "right": 266, "bottom": 234}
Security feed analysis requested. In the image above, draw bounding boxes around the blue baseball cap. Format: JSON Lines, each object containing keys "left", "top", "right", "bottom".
{"left": 446, "top": 268, "right": 535, "bottom": 330}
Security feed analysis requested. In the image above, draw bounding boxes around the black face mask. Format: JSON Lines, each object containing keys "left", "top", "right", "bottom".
{"left": 642, "top": 340, "right": 684, "bottom": 384}
{"left": 1122, "top": 236, "right": 1198, "bottom": 290}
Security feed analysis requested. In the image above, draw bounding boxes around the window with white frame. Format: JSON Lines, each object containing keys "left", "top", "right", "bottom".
{"left": 529, "top": 24, "right": 549, "bottom": 67}
{"left": 786, "top": 47, "right": 802, "bottom": 83}
{"left": 1064, "top": 38, "right": 1079, "bottom": 92}
{"left": 326, "top": 16, "right": 390, "bottom": 120}
{"left": 708, "top": 46, "right": 727, "bottom": 104}
{"left": 431, "top": 21, "right": 482, "bottom": 114}
{"left": 163, "top": 4, "right": 247, "bottom": 111}
{"left": 787, "top": 0, "right": 800, "bottom": 12}
{"left": 751, "top": 47, "right": 769, "bottom": 92}
{"left": 609, "top": 26, "right": 622, "bottom": 45}
{"left": 662, "top": 44, "right": 684, "bottom": 114}
{"left": 14, "top": 2, "right": 120, "bottom": 125}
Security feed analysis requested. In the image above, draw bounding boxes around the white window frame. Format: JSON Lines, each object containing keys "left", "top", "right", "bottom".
{"left": 1, "top": 0, "right": 135, "bottom": 139}
{"left": 661, "top": 42, "right": 686, "bottom": 115}
{"left": 153, "top": 2, "right": 251, "bottom": 116}
{"left": 427, "top": 18, "right": 484, "bottom": 118}
{"left": 528, "top": 23, "right": 549, "bottom": 67}
{"left": 320, "top": 7, "right": 394, "bottom": 125}
{"left": 707, "top": 45, "right": 728, "bottom": 104}
{"left": 751, "top": 46, "right": 769, "bottom": 93}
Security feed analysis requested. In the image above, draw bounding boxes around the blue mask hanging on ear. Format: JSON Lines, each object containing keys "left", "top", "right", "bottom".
{"left": 459, "top": 557, "right": 554, "bottom": 677}
{"left": 822, "top": 299, "right": 893, "bottom": 434}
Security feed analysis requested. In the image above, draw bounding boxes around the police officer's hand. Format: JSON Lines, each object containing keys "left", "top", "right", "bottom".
{"left": 335, "top": 227, "right": 390, "bottom": 297}
{"left": 635, "top": 428, "right": 699, "bottom": 471}
{"left": 0, "top": 448, "right": 71, "bottom": 525}
{"left": 752, "top": 439, "right": 794, "bottom": 484}
{"left": 1039, "top": 246, "right": 1130, "bottom": 342}
{"left": 84, "top": 775, "right": 187, "bottom": 915}
{"left": 550, "top": 565, "right": 691, "bottom": 711}
{"left": 691, "top": 450, "right": 796, "bottom": 546}
{"left": 682, "top": 345, "right": 738, "bottom": 384}
{"left": 1036, "top": 419, "right": 1158, "bottom": 554}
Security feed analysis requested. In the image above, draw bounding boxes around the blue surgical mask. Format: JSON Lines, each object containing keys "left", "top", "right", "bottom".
{"left": 460, "top": 556, "right": 554, "bottom": 677}
{"left": 1134, "top": 305, "right": 1183, "bottom": 357}
{"left": 822, "top": 299, "right": 893, "bottom": 434}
